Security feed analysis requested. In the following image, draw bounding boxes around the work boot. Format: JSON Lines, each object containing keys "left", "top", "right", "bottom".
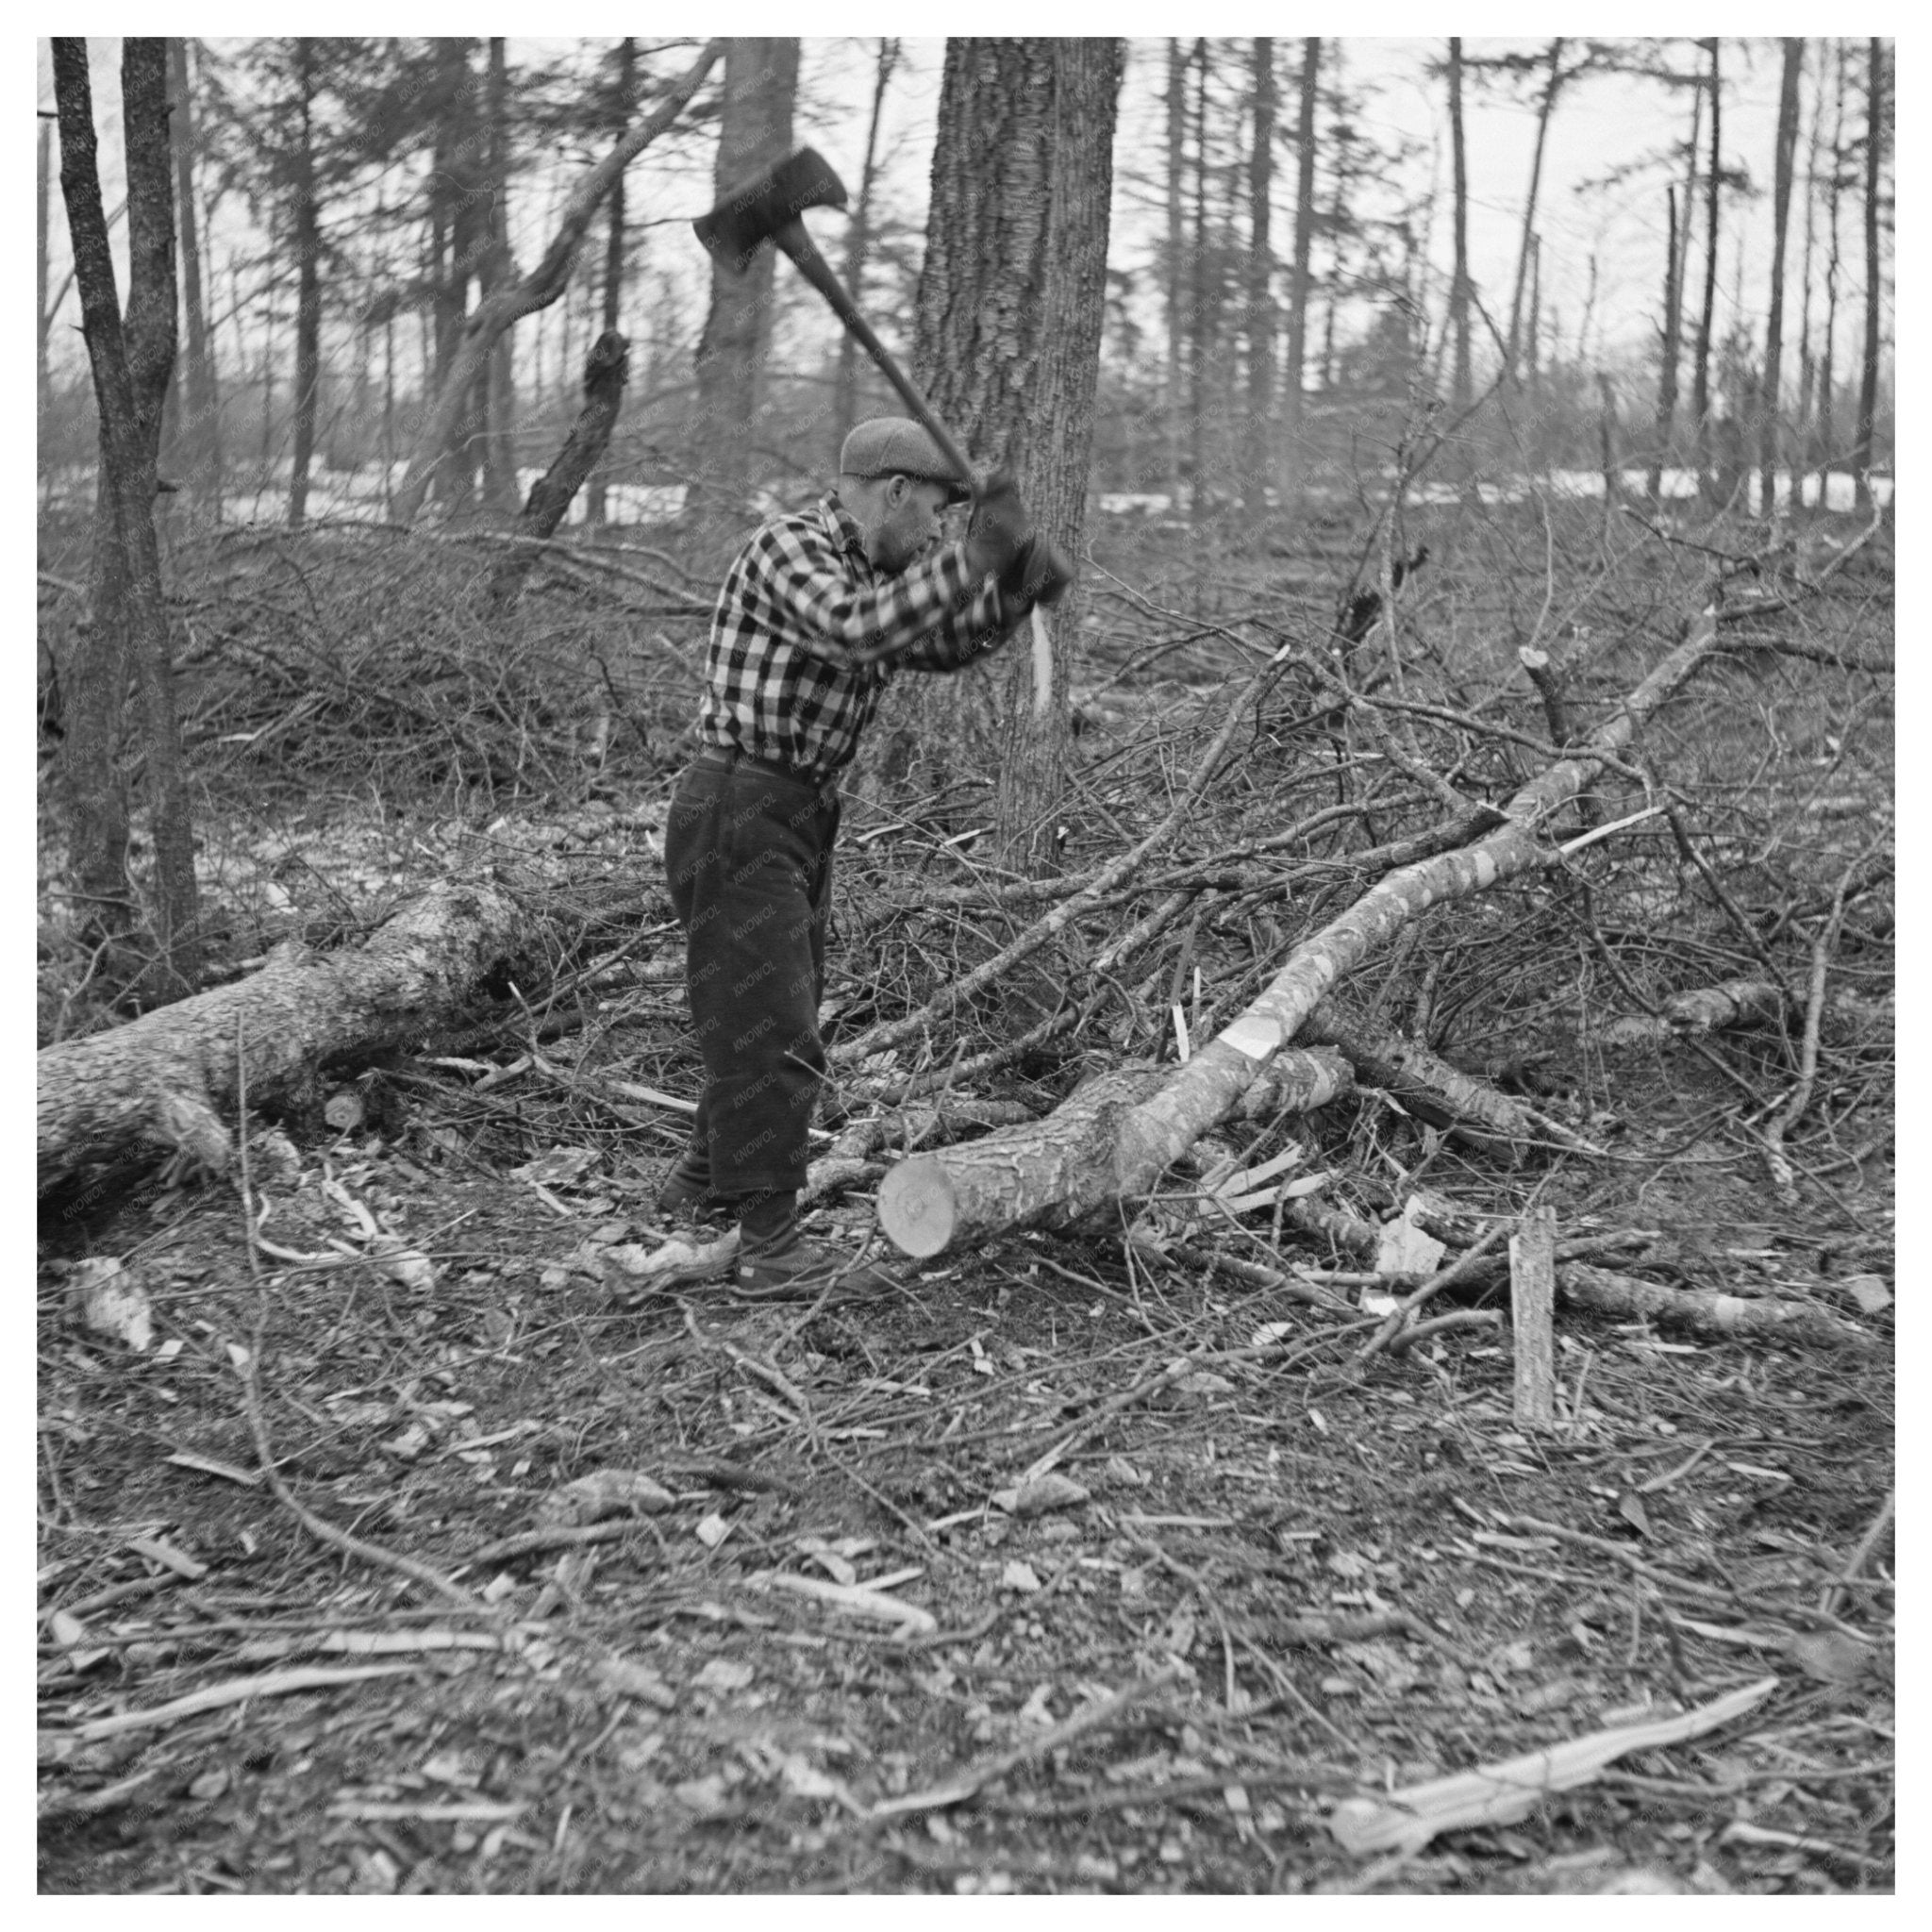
{"left": 731, "top": 1237, "right": 904, "bottom": 1302}
{"left": 733, "top": 1188, "right": 901, "bottom": 1300}
{"left": 653, "top": 1152, "right": 734, "bottom": 1224}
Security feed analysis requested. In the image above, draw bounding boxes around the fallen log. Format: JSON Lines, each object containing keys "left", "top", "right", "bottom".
{"left": 878, "top": 608, "right": 1726, "bottom": 1257}
{"left": 1556, "top": 1262, "right": 1875, "bottom": 1353}
{"left": 38, "top": 886, "right": 531, "bottom": 1192}
{"left": 1302, "top": 997, "right": 1602, "bottom": 1158}
{"left": 879, "top": 1048, "right": 1352, "bottom": 1259}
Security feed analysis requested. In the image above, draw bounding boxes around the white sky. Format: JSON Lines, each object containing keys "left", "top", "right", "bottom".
{"left": 34, "top": 27, "right": 1890, "bottom": 385}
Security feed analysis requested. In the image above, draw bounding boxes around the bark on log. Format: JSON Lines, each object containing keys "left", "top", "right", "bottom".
{"left": 1302, "top": 997, "right": 1601, "bottom": 1159}
{"left": 879, "top": 609, "right": 1725, "bottom": 1257}
{"left": 878, "top": 1048, "right": 1351, "bottom": 1258}
{"left": 1557, "top": 1263, "right": 1874, "bottom": 1354}
{"left": 39, "top": 886, "right": 529, "bottom": 1191}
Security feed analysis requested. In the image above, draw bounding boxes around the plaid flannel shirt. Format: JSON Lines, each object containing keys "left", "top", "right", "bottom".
{"left": 695, "top": 492, "right": 1008, "bottom": 780}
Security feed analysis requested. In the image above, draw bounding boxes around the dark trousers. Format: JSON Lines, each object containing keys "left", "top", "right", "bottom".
{"left": 664, "top": 753, "right": 840, "bottom": 1197}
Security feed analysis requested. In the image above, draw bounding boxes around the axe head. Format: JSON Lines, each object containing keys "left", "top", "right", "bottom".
{"left": 694, "top": 145, "right": 847, "bottom": 275}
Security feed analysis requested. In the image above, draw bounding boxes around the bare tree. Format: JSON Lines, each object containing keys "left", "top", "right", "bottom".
{"left": 832, "top": 38, "right": 902, "bottom": 459}
{"left": 692, "top": 38, "right": 800, "bottom": 508}
{"left": 1281, "top": 38, "right": 1320, "bottom": 504}
{"left": 1690, "top": 37, "right": 1722, "bottom": 503}
{"left": 168, "top": 38, "right": 220, "bottom": 510}
{"left": 1504, "top": 38, "right": 1567, "bottom": 384}
{"left": 1815, "top": 40, "right": 1848, "bottom": 508}
{"left": 1757, "top": 38, "right": 1804, "bottom": 519}
{"left": 1854, "top": 37, "right": 1887, "bottom": 507}
{"left": 1446, "top": 38, "right": 1473, "bottom": 411}
{"left": 287, "top": 39, "right": 321, "bottom": 529}
{"left": 53, "top": 37, "right": 200, "bottom": 999}
{"left": 479, "top": 37, "right": 520, "bottom": 513}
{"left": 585, "top": 35, "right": 637, "bottom": 527}
{"left": 1241, "top": 39, "right": 1275, "bottom": 518}
{"left": 1164, "top": 41, "right": 1187, "bottom": 507}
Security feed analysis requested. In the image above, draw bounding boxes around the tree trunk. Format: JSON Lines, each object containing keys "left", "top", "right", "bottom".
{"left": 1446, "top": 39, "right": 1473, "bottom": 412}
{"left": 903, "top": 38, "right": 1123, "bottom": 870}
{"left": 1241, "top": 38, "right": 1274, "bottom": 520}
{"left": 488, "top": 332, "right": 630, "bottom": 611}
{"left": 38, "top": 115, "right": 53, "bottom": 454}
{"left": 1854, "top": 37, "right": 1886, "bottom": 508}
{"left": 1793, "top": 42, "right": 1824, "bottom": 490}
{"left": 1646, "top": 187, "right": 1683, "bottom": 507}
{"left": 38, "top": 887, "right": 531, "bottom": 1191}
{"left": 1505, "top": 39, "right": 1565, "bottom": 384}
{"left": 168, "top": 38, "right": 220, "bottom": 513}
{"left": 54, "top": 37, "right": 200, "bottom": 1001}
{"left": 875, "top": 606, "right": 1727, "bottom": 1257}
{"left": 833, "top": 38, "right": 901, "bottom": 463}
{"left": 1161, "top": 40, "right": 1188, "bottom": 508}
{"left": 480, "top": 37, "right": 520, "bottom": 515}
{"left": 691, "top": 38, "right": 799, "bottom": 510}
{"left": 1281, "top": 38, "right": 1320, "bottom": 506}
{"left": 1757, "top": 38, "right": 1804, "bottom": 519}
{"left": 287, "top": 40, "right": 321, "bottom": 531}
{"left": 1189, "top": 38, "right": 1209, "bottom": 522}
{"left": 391, "top": 40, "right": 722, "bottom": 528}
{"left": 425, "top": 40, "right": 480, "bottom": 511}
{"left": 1692, "top": 38, "right": 1722, "bottom": 503}
{"left": 584, "top": 36, "right": 636, "bottom": 528}
{"left": 1816, "top": 42, "right": 1846, "bottom": 508}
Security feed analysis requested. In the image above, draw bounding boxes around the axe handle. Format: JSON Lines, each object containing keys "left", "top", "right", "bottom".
{"left": 774, "top": 221, "right": 980, "bottom": 500}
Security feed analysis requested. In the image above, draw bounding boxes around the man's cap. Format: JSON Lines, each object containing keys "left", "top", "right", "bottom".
{"left": 839, "top": 417, "right": 970, "bottom": 505}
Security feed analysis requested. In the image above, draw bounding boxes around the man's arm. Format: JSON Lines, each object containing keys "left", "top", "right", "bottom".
{"left": 747, "top": 519, "right": 1000, "bottom": 670}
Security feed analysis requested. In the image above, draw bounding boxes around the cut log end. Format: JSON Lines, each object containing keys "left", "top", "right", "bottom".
{"left": 877, "top": 1158, "right": 958, "bottom": 1258}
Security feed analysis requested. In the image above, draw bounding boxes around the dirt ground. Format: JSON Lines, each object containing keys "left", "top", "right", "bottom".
{"left": 37, "top": 501, "right": 1895, "bottom": 1894}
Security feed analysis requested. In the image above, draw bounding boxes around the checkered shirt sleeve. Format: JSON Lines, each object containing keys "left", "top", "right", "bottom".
{"left": 696, "top": 496, "right": 1010, "bottom": 777}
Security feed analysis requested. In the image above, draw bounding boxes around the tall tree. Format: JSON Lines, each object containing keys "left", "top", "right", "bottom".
{"left": 692, "top": 38, "right": 800, "bottom": 508}
{"left": 1646, "top": 57, "right": 1705, "bottom": 503}
{"left": 1690, "top": 37, "right": 1723, "bottom": 502}
{"left": 1757, "top": 38, "right": 1804, "bottom": 518}
{"left": 167, "top": 38, "right": 220, "bottom": 511}
{"left": 1241, "top": 38, "right": 1275, "bottom": 517}
{"left": 911, "top": 37, "right": 1124, "bottom": 871}
{"left": 1165, "top": 40, "right": 1187, "bottom": 505}
{"left": 586, "top": 35, "right": 638, "bottom": 527}
{"left": 38, "top": 114, "right": 54, "bottom": 452}
{"left": 53, "top": 37, "right": 200, "bottom": 998}
{"left": 479, "top": 37, "right": 519, "bottom": 513}
{"left": 1504, "top": 38, "right": 1568, "bottom": 383}
{"left": 1281, "top": 38, "right": 1320, "bottom": 504}
{"left": 1816, "top": 41, "right": 1848, "bottom": 506}
{"left": 286, "top": 39, "right": 322, "bottom": 529}
{"left": 832, "top": 38, "right": 902, "bottom": 460}
{"left": 1854, "top": 37, "right": 1887, "bottom": 507}
{"left": 1793, "top": 39, "right": 1826, "bottom": 479}
{"left": 1445, "top": 38, "right": 1473, "bottom": 410}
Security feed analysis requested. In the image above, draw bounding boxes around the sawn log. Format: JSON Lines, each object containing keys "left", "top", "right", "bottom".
{"left": 39, "top": 886, "right": 530, "bottom": 1192}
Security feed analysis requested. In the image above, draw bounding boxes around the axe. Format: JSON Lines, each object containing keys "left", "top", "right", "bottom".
{"left": 695, "top": 146, "right": 978, "bottom": 500}
{"left": 695, "top": 145, "right": 1072, "bottom": 709}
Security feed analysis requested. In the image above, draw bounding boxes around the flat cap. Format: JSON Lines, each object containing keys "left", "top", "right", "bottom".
{"left": 839, "top": 417, "right": 971, "bottom": 504}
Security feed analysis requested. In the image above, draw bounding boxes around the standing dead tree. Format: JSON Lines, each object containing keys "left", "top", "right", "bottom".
{"left": 389, "top": 38, "right": 723, "bottom": 527}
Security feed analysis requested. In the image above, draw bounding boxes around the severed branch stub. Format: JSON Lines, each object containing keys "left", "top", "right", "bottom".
{"left": 1509, "top": 1205, "right": 1558, "bottom": 1429}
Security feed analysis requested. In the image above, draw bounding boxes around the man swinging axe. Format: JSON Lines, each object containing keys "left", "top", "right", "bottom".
{"left": 660, "top": 147, "right": 1073, "bottom": 1297}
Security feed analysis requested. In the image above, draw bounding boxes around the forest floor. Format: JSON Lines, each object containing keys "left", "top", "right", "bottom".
{"left": 36, "top": 489, "right": 1895, "bottom": 1895}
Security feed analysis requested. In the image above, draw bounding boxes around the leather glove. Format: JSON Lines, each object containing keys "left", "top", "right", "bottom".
{"left": 997, "top": 533, "right": 1074, "bottom": 623}
{"left": 964, "top": 467, "right": 1030, "bottom": 580}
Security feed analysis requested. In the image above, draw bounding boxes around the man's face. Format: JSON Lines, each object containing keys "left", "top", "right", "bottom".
{"left": 864, "top": 475, "right": 953, "bottom": 573}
